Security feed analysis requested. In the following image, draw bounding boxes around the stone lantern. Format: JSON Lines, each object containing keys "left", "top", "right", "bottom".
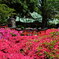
{"left": 8, "top": 16, "right": 16, "bottom": 28}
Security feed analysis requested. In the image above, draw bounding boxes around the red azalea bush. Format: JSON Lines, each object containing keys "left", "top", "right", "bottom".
{"left": 0, "top": 28, "right": 59, "bottom": 59}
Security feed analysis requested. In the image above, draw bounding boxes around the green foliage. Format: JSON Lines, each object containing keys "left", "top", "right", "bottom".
{"left": 16, "top": 12, "right": 42, "bottom": 23}
{"left": 0, "top": 0, "right": 40, "bottom": 17}
{"left": 16, "top": 17, "right": 35, "bottom": 23}
{"left": 0, "top": 4, "right": 15, "bottom": 24}
{"left": 48, "top": 19, "right": 59, "bottom": 25}
{"left": 0, "top": 0, "right": 59, "bottom": 28}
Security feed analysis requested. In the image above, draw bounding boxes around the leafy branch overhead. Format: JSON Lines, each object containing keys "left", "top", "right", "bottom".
{"left": 0, "top": 0, "right": 39, "bottom": 17}
{"left": 0, "top": 4, "right": 15, "bottom": 24}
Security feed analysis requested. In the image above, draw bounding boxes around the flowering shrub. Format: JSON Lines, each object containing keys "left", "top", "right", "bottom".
{"left": 0, "top": 28, "right": 59, "bottom": 59}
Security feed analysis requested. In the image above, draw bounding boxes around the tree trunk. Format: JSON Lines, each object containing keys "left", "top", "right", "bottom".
{"left": 41, "top": 0, "right": 48, "bottom": 29}
{"left": 41, "top": 15, "right": 47, "bottom": 29}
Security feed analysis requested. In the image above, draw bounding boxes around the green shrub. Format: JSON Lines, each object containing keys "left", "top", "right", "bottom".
{"left": 0, "top": 4, "right": 15, "bottom": 25}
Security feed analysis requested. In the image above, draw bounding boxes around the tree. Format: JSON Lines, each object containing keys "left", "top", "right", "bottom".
{"left": 39, "top": 0, "right": 59, "bottom": 29}
{"left": 0, "top": 4, "right": 15, "bottom": 25}
{"left": 0, "top": 0, "right": 59, "bottom": 28}
{"left": 0, "top": 0, "right": 39, "bottom": 18}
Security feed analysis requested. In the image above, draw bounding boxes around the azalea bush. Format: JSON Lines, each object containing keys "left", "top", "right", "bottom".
{"left": 0, "top": 28, "right": 59, "bottom": 59}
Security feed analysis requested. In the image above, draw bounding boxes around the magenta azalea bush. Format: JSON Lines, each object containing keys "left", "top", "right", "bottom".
{"left": 0, "top": 28, "right": 59, "bottom": 59}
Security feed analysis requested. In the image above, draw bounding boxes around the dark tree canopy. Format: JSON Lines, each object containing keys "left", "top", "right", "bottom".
{"left": 0, "top": 0, "right": 39, "bottom": 17}
{"left": 0, "top": 0, "right": 59, "bottom": 28}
